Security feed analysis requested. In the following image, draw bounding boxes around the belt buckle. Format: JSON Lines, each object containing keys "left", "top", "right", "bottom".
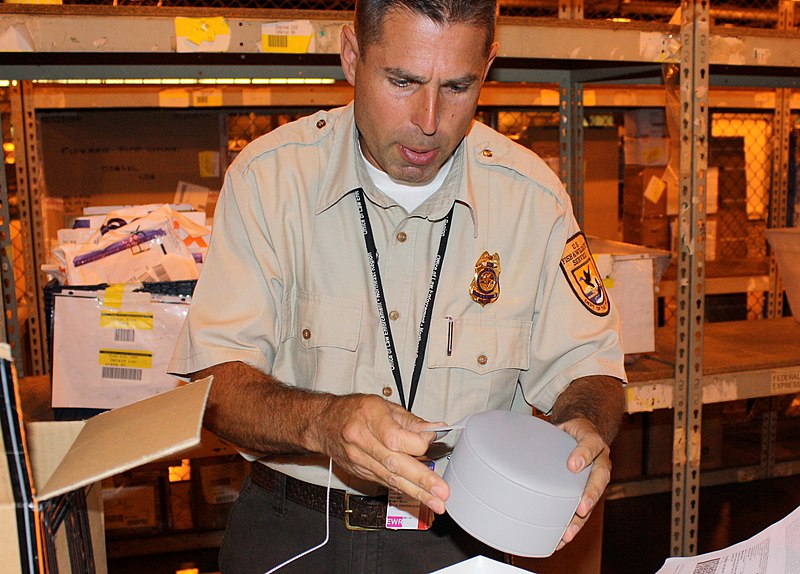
{"left": 344, "top": 493, "right": 383, "bottom": 531}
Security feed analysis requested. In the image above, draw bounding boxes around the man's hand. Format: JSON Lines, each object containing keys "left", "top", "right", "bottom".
{"left": 549, "top": 374, "right": 625, "bottom": 550}
{"left": 554, "top": 417, "right": 611, "bottom": 550}
{"left": 196, "top": 361, "right": 448, "bottom": 515}
{"left": 312, "top": 393, "right": 448, "bottom": 514}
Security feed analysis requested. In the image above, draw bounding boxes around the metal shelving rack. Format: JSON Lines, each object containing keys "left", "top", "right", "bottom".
{"left": 1, "top": 2, "right": 799, "bottom": 558}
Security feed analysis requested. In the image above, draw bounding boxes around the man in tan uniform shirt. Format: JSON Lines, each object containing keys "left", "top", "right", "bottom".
{"left": 170, "top": 1, "right": 627, "bottom": 572}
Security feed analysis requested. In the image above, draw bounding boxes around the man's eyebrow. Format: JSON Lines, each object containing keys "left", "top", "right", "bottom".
{"left": 383, "top": 68, "right": 479, "bottom": 87}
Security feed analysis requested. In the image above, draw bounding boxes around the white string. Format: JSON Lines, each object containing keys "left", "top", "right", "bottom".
{"left": 263, "top": 457, "right": 334, "bottom": 574}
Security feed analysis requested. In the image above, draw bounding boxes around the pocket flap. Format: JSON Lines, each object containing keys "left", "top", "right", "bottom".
{"left": 283, "top": 290, "right": 362, "bottom": 351}
{"left": 427, "top": 318, "right": 532, "bottom": 374}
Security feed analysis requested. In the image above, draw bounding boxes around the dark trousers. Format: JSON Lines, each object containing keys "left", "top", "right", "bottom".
{"left": 219, "top": 475, "right": 507, "bottom": 574}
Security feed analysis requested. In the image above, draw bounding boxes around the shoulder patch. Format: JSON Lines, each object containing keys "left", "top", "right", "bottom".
{"left": 559, "top": 232, "right": 610, "bottom": 316}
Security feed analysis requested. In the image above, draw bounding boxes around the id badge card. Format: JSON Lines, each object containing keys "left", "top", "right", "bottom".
{"left": 385, "top": 459, "right": 435, "bottom": 530}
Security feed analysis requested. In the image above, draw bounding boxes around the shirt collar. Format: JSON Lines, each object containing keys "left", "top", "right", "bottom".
{"left": 315, "top": 102, "right": 478, "bottom": 233}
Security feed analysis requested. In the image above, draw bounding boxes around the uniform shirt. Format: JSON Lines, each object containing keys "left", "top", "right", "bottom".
{"left": 169, "top": 102, "right": 626, "bottom": 494}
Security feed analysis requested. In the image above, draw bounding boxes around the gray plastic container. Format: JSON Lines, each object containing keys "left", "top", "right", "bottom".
{"left": 442, "top": 410, "right": 591, "bottom": 557}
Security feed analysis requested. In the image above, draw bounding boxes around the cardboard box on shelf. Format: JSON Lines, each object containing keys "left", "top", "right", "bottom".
{"left": 623, "top": 137, "right": 670, "bottom": 166}
{"left": 623, "top": 165, "right": 668, "bottom": 220}
{"left": 0, "top": 343, "right": 212, "bottom": 574}
{"left": 623, "top": 109, "right": 668, "bottom": 139}
{"left": 190, "top": 456, "right": 248, "bottom": 530}
{"left": 589, "top": 237, "right": 671, "bottom": 356}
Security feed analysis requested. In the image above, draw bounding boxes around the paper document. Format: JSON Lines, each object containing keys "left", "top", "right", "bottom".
{"left": 655, "top": 504, "right": 800, "bottom": 574}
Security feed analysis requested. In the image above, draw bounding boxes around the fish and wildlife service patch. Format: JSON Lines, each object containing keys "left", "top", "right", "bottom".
{"left": 559, "top": 232, "right": 609, "bottom": 316}
{"left": 470, "top": 251, "right": 500, "bottom": 306}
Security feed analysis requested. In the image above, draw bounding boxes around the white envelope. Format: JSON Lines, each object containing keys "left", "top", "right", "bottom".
{"left": 51, "top": 290, "right": 188, "bottom": 409}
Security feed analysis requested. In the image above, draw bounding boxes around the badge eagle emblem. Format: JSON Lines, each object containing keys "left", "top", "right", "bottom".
{"left": 559, "top": 232, "right": 610, "bottom": 316}
{"left": 470, "top": 251, "right": 501, "bottom": 306}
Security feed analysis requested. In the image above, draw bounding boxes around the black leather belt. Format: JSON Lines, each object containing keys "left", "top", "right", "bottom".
{"left": 250, "top": 463, "right": 389, "bottom": 530}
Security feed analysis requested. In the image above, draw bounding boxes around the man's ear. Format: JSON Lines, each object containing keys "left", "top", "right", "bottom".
{"left": 482, "top": 41, "right": 499, "bottom": 83}
{"left": 340, "top": 24, "right": 360, "bottom": 87}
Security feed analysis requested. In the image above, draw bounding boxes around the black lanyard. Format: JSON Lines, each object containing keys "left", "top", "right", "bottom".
{"left": 354, "top": 189, "right": 454, "bottom": 412}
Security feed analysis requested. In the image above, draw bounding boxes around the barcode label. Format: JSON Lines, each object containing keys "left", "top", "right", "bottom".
{"left": 114, "top": 328, "right": 135, "bottom": 342}
{"left": 151, "top": 263, "right": 170, "bottom": 282}
{"left": 102, "top": 366, "right": 143, "bottom": 381}
{"left": 267, "top": 35, "right": 288, "bottom": 48}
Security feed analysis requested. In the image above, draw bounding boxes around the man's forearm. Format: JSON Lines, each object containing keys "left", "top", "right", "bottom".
{"left": 550, "top": 375, "right": 625, "bottom": 444}
{"left": 192, "top": 360, "right": 339, "bottom": 456}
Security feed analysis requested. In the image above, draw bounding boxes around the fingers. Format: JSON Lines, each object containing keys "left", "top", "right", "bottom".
{"left": 320, "top": 394, "right": 448, "bottom": 513}
{"left": 555, "top": 417, "right": 613, "bottom": 549}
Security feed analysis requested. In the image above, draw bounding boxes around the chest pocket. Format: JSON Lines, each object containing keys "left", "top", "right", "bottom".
{"left": 427, "top": 318, "right": 532, "bottom": 373}
{"left": 279, "top": 290, "right": 362, "bottom": 391}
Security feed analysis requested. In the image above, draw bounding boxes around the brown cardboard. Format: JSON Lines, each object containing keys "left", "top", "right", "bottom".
{"left": 1, "top": 359, "right": 212, "bottom": 574}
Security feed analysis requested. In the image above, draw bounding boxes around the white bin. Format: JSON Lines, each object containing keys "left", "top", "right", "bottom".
{"left": 765, "top": 227, "right": 800, "bottom": 323}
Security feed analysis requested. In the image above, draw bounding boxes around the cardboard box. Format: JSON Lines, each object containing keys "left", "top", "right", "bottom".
{"left": 190, "top": 455, "right": 247, "bottom": 530}
{"left": 589, "top": 237, "right": 671, "bottom": 355}
{"left": 1, "top": 342, "right": 211, "bottom": 574}
{"left": 624, "top": 109, "right": 667, "bottom": 139}
{"left": 623, "top": 137, "right": 670, "bottom": 166}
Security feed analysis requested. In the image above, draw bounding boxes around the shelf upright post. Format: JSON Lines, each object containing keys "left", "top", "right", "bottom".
{"left": 768, "top": 0, "right": 794, "bottom": 320}
{"left": 760, "top": 0, "right": 795, "bottom": 482}
{"left": 672, "top": 0, "right": 709, "bottom": 558}
{"left": 558, "top": 72, "right": 585, "bottom": 227}
{"left": 0, "top": 112, "right": 24, "bottom": 371}
{"left": 10, "top": 81, "right": 48, "bottom": 376}
{"left": 558, "top": 0, "right": 584, "bottom": 20}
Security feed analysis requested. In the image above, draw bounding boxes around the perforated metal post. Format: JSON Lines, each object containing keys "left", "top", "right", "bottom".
{"left": 558, "top": 0, "right": 584, "bottom": 19}
{"left": 673, "top": 0, "right": 709, "bottom": 558}
{"left": 0, "top": 113, "right": 24, "bottom": 370}
{"left": 559, "top": 74, "right": 585, "bottom": 227}
{"left": 10, "top": 81, "right": 48, "bottom": 376}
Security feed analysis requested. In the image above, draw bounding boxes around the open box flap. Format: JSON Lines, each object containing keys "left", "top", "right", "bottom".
{"left": 34, "top": 376, "right": 211, "bottom": 501}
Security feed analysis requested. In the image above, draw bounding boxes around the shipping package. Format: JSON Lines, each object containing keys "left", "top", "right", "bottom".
{"left": 51, "top": 286, "right": 189, "bottom": 409}
{"left": 0, "top": 344, "right": 212, "bottom": 574}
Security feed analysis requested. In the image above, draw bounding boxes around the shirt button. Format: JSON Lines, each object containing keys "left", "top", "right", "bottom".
{"left": 389, "top": 310, "right": 400, "bottom": 321}
{"left": 477, "top": 354, "right": 488, "bottom": 366}
{"left": 316, "top": 119, "right": 326, "bottom": 129}
{"left": 382, "top": 386, "right": 393, "bottom": 397}
{"left": 482, "top": 149, "right": 493, "bottom": 158}
{"left": 302, "top": 329, "right": 311, "bottom": 340}
{"left": 396, "top": 231, "right": 407, "bottom": 243}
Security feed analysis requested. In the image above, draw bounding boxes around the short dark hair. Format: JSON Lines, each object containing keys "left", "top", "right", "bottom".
{"left": 355, "top": 0, "right": 497, "bottom": 56}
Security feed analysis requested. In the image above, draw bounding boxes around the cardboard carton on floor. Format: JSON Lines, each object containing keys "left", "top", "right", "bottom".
{"left": 0, "top": 343, "right": 211, "bottom": 574}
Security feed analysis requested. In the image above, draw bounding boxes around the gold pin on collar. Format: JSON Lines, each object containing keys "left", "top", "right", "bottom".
{"left": 470, "top": 251, "right": 501, "bottom": 306}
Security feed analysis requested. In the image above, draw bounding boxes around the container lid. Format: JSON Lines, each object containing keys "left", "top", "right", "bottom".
{"left": 442, "top": 410, "right": 591, "bottom": 557}
{"left": 457, "top": 410, "right": 588, "bottom": 498}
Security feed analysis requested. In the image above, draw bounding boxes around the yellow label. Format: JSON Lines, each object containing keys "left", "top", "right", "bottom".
{"left": 100, "top": 312, "right": 154, "bottom": 330}
{"left": 261, "top": 20, "right": 314, "bottom": 54}
{"left": 175, "top": 17, "right": 230, "bottom": 46}
{"left": 102, "top": 284, "right": 126, "bottom": 309}
{"left": 262, "top": 34, "right": 312, "bottom": 53}
{"left": 99, "top": 349, "right": 153, "bottom": 369}
{"left": 198, "top": 151, "right": 220, "bottom": 178}
{"left": 192, "top": 89, "right": 223, "bottom": 107}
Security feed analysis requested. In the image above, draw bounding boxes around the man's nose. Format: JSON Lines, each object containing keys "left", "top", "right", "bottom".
{"left": 412, "top": 87, "right": 439, "bottom": 136}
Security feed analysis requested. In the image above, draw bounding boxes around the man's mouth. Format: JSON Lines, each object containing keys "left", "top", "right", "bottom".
{"left": 399, "top": 145, "right": 438, "bottom": 166}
